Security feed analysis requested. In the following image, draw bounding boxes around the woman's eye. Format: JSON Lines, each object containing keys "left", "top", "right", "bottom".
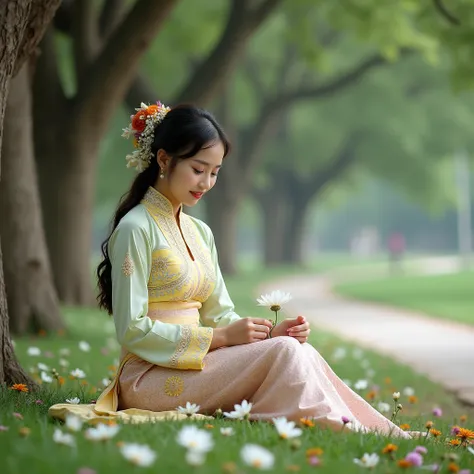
{"left": 211, "top": 173, "right": 218, "bottom": 177}
{"left": 193, "top": 168, "right": 204, "bottom": 175}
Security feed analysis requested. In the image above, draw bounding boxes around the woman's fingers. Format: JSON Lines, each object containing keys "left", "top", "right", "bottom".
{"left": 288, "top": 323, "right": 310, "bottom": 335}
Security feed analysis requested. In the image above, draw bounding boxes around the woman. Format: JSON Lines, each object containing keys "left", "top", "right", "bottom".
{"left": 95, "top": 102, "right": 409, "bottom": 437}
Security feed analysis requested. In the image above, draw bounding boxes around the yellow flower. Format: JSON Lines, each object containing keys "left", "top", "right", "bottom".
{"left": 300, "top": 418, "right": 315, "bottom": 428}
{"left": 399, "top": 423, "right": 411, "bottom": 431}
{"left": 306, "top": 447, "right": 323, "bottom": 457}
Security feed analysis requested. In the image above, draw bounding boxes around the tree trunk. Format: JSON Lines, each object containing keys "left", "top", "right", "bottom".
{"left": 0, "top": 62, "right": 64, "bottom": 335}
{"left": 281, "top": 197, "right": 311, "bottom": 265}
{"left": 260, "top": 190, "right": 289, "bottom": 266}
{"left": 36, "top": 131, "right": 98, "bottom": 305}
{"left": 205, "top": 195, "right": 239, "bottom": 275}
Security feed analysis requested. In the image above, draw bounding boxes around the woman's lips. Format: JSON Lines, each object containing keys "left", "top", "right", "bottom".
{"left": 190, "top": 192, "right": 203, "bottom": 199}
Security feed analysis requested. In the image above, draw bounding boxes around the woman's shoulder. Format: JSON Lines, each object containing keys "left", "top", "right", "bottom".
{"left": 112, "top": 205, "right": 154, "bottom": 243}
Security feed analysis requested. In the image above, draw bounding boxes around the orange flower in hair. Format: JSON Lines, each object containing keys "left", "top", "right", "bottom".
{"left": 131, "top": 110, "right": 147, "bottom": 132}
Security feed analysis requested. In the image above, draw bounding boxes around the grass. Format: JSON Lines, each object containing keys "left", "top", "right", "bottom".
{"left": 335, "top": 271, "right": 474, "bottom": 326}
{"left": 1, "top": 266, "right": 474, "bottom": 473}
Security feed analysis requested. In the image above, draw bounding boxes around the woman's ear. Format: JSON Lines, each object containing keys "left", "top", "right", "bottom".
{"left": 157, "top": 149, "right": 170, "bottom": 170}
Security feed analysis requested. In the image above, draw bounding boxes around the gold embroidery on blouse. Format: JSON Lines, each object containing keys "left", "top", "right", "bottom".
{"left": 141, "top": 187, "right": 216, "bottom": 304}
{"left": 169, "top": 325, "right": 212, "bottom": 370}
{"left": 164, "top": 376, "right": 184, "bottom": 397}
{"left": 121, "top": 252, "right": 134, "bottom": 276}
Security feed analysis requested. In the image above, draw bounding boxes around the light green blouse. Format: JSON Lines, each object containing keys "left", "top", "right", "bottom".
{"left": 109, "top": 187, "right": 241, "bottom": 370}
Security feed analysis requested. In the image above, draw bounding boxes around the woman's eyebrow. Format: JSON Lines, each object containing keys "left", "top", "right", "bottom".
{"left": 192, "top": 159, "right": 222, "bottom": 169}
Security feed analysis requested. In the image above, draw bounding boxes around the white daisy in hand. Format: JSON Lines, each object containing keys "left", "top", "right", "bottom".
{"left": 257, "top": 290, "right": 292, "bottom": 312}
{"left": 223, "top": 400, "right": 252, "bottom": 420}
{"left": 241, "top": 444, "right": 274, "bottom": 470}
{"left": 272, "top": 417, "right": 303, "bottom": 439}
{"left": 177, "top": 402, "right": 200, "bottom": 417}
{"left": 176, "top": 426, "right": 214, "bottom": 453}
{"left": 353, "top": 453, "right": 380, "bottom": 468}
{"left": 53, "top": 428, "right": 75, "bottom": 447}
{"left": 120, "top": 443, "right": 157, "bottom": 467}
{"left": 85, "top": 423, "right": 120, "bottom": 441}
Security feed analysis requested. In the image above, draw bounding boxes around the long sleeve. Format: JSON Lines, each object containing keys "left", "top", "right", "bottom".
{"left": 199, "top": 229, "right": 241, "bottom": 329}
{"left": 110, "top": 217, "right": 212, "bottom": 370}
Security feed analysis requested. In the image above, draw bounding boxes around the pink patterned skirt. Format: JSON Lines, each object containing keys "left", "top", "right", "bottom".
{"left": 118, "top": 336, "right": 410, "bottom": 437}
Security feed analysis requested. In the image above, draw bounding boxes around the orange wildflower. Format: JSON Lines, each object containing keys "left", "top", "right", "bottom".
{"left": 430, "top": 428, "right": 442, "bottom": 437}
{"left": 448, "top": 439, "right": 461, "bottom": 446}
{"left": 38, "top": 329, "right": 47, "bottom": 337}
{"left": 131, "top": 111, "right": 147, "bottom": 132}
{"left": 425, "top": 421, "right": 434, "bottom": 429}
{"left": 11, "top": 384, "right": 28, "bottom": 393}
{"left": 58, "top": 376, "right": 65, "bottom": 386}
{"left": 397, "top": 459, "right": 412, "bottom": 468}
{"left": 456, "top": 428, "right": 474, "bottom": 441}
{"left": 447, "top": 462, "right": 460, "bottom": 473}
{"left": 300, "top": 418, "right": 315, "bottom": 428}
{"left": 366, "top": 390, "right": 376, "bottom": 401}
{"left": 306, "top": 447, "right": 323, "bottom": 457}
{"left": 382, "top": 443, "right": 398, "bottom": 454}
{"left": 408, "top": 395, "right": 418, "bottom": 404}
{"left": 459, "top": 415, "right": 467, "bottom": 423}
{"left": 145, "top": 105, "right": 159, "bottom": 116}
{"left": 399, "top": 423, "right": 411, "bottom": 431}
{"left": 204, "top": 424, "right": 214, "bottom": 429}
{"left": 18, "top": 427, "right": 31, "bottom": 437}
{"left": 384, "top": 377, "right": 392, "bottom": 384}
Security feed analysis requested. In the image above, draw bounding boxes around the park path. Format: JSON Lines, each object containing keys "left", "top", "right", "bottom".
{"left": 259, "top": 258, "right": 474, "bottom": 406}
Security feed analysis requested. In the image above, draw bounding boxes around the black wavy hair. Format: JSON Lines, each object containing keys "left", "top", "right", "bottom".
{"left": 96, "top": 104, "right": 230, "bottom": 314}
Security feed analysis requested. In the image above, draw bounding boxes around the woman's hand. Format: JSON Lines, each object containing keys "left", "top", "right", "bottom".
{"left": 270, "top": 315, "right": 310, "bottom": 343}
{"left": 211, "top": 318, "right": 273, "bottom": 349}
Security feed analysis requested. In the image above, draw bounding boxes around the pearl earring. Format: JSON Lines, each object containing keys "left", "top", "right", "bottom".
{"left": 159, "top": 172, "right": 164, "bottom": 179}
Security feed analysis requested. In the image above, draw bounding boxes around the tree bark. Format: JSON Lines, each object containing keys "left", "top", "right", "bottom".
{"left": 0, "top": 62, "right": 64, "bottom": 335}
{"left": 0, "top": 0, "right": 59, "bottom": 388}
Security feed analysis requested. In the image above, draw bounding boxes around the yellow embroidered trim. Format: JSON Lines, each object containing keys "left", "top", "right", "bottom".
{"left": 121, "top": 252, "right": 134, "bottom": 276}
{"left": 169, "top": 326, "right": 212, "bottom": 370}
{"left": 164, "top": 376, "right": 184, "bottom": 397}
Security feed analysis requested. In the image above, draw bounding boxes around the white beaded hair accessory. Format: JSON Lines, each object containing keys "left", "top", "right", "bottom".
{"left": 121, "top": 101, "right": 171, "bottom": 172}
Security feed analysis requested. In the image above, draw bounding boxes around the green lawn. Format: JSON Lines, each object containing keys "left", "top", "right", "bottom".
{"left": 335, "top": 271, "right": 474, "bottom": 326}
{"left": 1, "top": 267, "right": 473, "bottom": 473}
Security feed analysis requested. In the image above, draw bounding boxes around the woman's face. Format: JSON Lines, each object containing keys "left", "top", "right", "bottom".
{"left": 157, "top": 141, "right": 225, "bottom": 212}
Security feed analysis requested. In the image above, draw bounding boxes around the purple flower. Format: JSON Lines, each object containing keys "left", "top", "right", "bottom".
{"left": 308, "top": 456, "right": 320, "bottom": 466}
{"left": 35, "top": 400, "right": 43, "bottom": 405}
{"left": 405, "top": 452, "right": 423, "bottom": 467}
{"left": 341, "top": 416, "right": 350, "bottom": 425}
{"left": 0, "top": 425, "right": 9, "bottom": 431}
{"left": 432, "top": 407, "right": 442, "bottom": 417}
{"left": 451, "top": 426, "right": 461, "bottom": 436}
{"left": 459, "top": 470, "right": 471, "bottom": 474}
{"left": 77, "top": 469, "right": 97, "bottom": 474}
{"left": 415, "top": 446, "right": 428, "bottom": 455}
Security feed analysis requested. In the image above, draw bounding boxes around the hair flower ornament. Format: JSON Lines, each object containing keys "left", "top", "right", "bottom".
{"left": 122, "top": 101, "right": 171, "bottom": 172}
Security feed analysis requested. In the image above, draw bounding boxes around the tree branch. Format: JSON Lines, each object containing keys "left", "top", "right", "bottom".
{"left": 432, "top": 0, "right": 461, "bottom": 26}
{"left": 99, "top": 0, "right": 127, "bottom": 40}
{"left": 174, "top": 0, "right": 282, "bottom": 105}
{"left": 72, "top": 0, "right": 100, "bottom": 81}
{"left": 73, "top": 0, "right": 178, "bottom": 137}
{"left": 13, "top": 0, "right": 62, "bottom": 76}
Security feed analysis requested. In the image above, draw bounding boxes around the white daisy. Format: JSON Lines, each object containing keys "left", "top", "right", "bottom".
{"left": 37, "top": 363, "right": 49, "bottom": 371}
{"left": 223, "top": 400, "right": 252, "bottom": 420}
{"left": 177, "top": 402, "right": 200, "bottom": 417}
{"left": 272, "top": 417, "right": 302, "bottom": 439}
{"left": 377, "top": 402, "right": 391, "bottom": 414}
{"left": 220, "top": 427, "right": 234, "bottom": 436}
{"left": 120, "top": 443, "right": 157, "bottom": 467}
{"left": 353, "top": 453, "right": 380, "bottom": 468}
{"left": 65, "top": 415, "right": 83, "bottom": 432}
{"left": 59, "top": 348, "right": 70, "bottom": 357}
{"left": 65, "top": 397, "right": 80, "bottom": 404}
{"left": 257, "top": 290, "right": 292, "bottom": 311}
{"left": 40, "top": 372, "right": 53, "bottom": 383}
{"left": 53, "top": 428, "right": 75, "bottom": 447}
{"left": 78, "top": 341, "right": 90, "bottom": 352}
{"left": 354, "top": 379, "right": 368, "bottom": 391}
{"left": 27, "top": 347, "right": 41, "bottom": 356}
{"left": 185, "top": 450, "right": 206, "bottom": 466}
{"left": 392, "top": 392, "right": 401, "bottom": 401}
{"left": 403, "top": 387, "right": 415, "bottom": 397}
{"left": 84, "top": 423, "right": 120, "bottom": 441}
{"left": 70, "top": 369, "right": 86, "bottom": 379}
{"left": 241, "top": 444, "right": 274, "bottom": 470}
{"left": 176, "top": 426, "right": 214, "bottom": 453}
